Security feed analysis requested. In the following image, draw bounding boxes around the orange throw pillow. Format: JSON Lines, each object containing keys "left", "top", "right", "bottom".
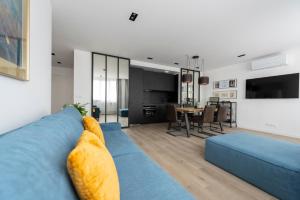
{"left": 67, "top": 132, "right": 119, "bottom": 200}
{"left": 77, "top": 130, "right": 104, "bottom": 148}
{"left": 82, "top": 116, "right": 105, "bottom": 145}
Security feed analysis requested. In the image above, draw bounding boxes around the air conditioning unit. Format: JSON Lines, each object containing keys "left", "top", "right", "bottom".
{"left": 251, "top": 54, "right": 288, "bottom": 71}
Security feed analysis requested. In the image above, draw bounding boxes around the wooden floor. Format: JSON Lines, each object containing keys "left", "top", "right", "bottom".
{"left": 124, "top": 123, "right": 300, "bottom": 200}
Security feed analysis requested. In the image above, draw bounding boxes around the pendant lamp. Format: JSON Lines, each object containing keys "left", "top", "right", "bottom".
{"left": 182, "top": 55, "right": 193, "bottom": 83}
{"left": 199, "top": 58, "right": 209, "bottom": 85}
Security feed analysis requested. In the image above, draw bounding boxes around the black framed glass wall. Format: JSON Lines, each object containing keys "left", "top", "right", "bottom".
{"left": 180, "top": 68, "right": 200, "bottom": 106}
{"left": 92, "top": 53, "right": 130, "bottom": 128}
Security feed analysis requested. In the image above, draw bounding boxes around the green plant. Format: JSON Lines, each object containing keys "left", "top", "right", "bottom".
{"left": 63, "top": 103, "right": 88, "bottom": 116}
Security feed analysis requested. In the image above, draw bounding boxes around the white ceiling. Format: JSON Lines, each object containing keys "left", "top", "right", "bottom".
{"left": 51, "top": 0, "right": 300, "bottom": 69}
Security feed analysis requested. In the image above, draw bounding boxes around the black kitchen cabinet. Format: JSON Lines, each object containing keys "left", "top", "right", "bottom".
{"left": 129, "top": 67, "right": 178, "bottom": 124}
{"left": 143, "top": 71, "right": 176, "bottom": 92}
{"left": 129, "top": 67, "right": 144, "bottom": 124}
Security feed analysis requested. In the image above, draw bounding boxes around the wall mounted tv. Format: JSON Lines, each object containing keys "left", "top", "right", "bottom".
{"left": 246, "top": 73, "right": 299, "bottom": 99}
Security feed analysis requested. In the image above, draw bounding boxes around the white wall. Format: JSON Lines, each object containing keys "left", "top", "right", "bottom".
{"left": 73, "top": 49, "right": 92, "bottom": 114}
{"left": 0, "top": 0, "right": 52, "bottom": 134}
{"left": 51, "top": 66, "right": 74, "bottom": 113}
{"left": 202, "top": 48, "right": 300, "bottom": 138}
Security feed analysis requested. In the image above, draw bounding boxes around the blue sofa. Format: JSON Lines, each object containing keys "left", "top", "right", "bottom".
{"left": 205, "top": 133, "right": 300, "bottom": 200}
{"left": 0, "top": 107, "right": 194, "bottom": 200}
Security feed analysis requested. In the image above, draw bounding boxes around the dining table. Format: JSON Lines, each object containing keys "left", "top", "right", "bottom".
{"left": 176, "top": 107, "right": 204, "bottom": 137}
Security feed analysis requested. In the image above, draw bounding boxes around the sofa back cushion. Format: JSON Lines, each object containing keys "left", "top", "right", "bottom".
{"left": 0, "top": 107, "right": 83, "bottom": 200}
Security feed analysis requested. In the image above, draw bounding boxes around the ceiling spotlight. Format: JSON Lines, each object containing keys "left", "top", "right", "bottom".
{"left": 147, "top": 57, "right": 153, "bottom": 60}
{"left": 129, "top": 12, "right": 138, "bottom": 21}
{"left": 174, "top": 62, "right": 179, "bottom": 65}
{"left": 57, "top": 61, "right": 62, "bottom": 64}
{"left": 52, "top": 53, "right": 55, "bottom": 56}
{"left": 238, "top": 54, "right": 246, "bottom": 58}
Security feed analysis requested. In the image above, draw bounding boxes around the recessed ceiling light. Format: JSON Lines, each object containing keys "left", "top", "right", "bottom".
{"left": 57, "top": 61, "right": 62, "bottom": 64}
{"left": 147, "top": 57, "right": 153, "bottom": 60}
{"left": 238, "top": 54, "right": 246, "bottom": 58}
{"left": 52, "top": 53, "right": 55, "bottom": 56}
{"left": 129, "top": 12, "right": 138, "bottom": 21}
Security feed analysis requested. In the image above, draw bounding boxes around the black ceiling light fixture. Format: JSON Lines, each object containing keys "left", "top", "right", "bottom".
{"left": 174, "top": 62, "right": 179, "bottom": 65}
{"left": 198, "top": 58, "right": 209, "bottom": 85}
{"left": 182, "top": 55, "right": 193, "bottom": 83}
{"left": 237, "top": 54, "right": 246, "bottom": 58}
{"left": 147, "top": 57, "right": 153, "bottom": 60}
{"left": 57, "top": 61, "right": 62, "bottom": 64}
{"left": 52, "top": 53, "right": 55, "bottom": 56}
{"left": 129, "top": 12, "right": 138, "bottom": 21}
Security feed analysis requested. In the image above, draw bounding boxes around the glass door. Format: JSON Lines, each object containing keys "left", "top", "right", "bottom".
{"left": 92, "top": 53, "right": 130, "bottom": 128}
{"left": 118, "top": 59, "right": 129, "bottom": 127}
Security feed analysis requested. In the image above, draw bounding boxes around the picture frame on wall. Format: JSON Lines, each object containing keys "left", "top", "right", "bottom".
{"left": 214, "top": 79, "right": 237, "bottom": 89}
{"left": 213, "top": 90, "right": 237, "bottom": 99}
{"left": 0, "top": 0, "right": 30, "bottom": 80}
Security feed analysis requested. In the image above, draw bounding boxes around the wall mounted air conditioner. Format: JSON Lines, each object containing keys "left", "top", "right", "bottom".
{"left": 251, "top": 54, "right": 288, "bottom": 71}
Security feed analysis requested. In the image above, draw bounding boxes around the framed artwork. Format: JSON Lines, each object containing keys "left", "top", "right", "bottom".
{"left": 0, "top": 0, "right": 30, "bottom": 80}
{"left": 214, "top": 79, "right": 237, "bottom": 89}
{"left": 213, "top": 90, "right": 237, "bottom": 99}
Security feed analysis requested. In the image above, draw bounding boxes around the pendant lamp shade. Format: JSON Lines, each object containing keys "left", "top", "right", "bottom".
{"left": 199, "top": 58, "right": 209, "bottom": 85}
{"left": 198, "top": 76, "right": 209, "bottom": 85}
{"left": 181, "top": 55, "right": 193, "bottom": 83}
{"left": 182, "top": 73, "right": 193, "bottom": 83}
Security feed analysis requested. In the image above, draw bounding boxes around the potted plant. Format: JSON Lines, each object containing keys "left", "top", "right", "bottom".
{"left": 63, "top": 103, "right": 88, "bottom": 117}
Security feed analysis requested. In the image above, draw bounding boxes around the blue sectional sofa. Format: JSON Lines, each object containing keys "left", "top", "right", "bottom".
{"left": 205, "top": 133, "right": 300, "bottom": 200}
{"left": 0, "top": 107, "right": 194, "bottom": 200}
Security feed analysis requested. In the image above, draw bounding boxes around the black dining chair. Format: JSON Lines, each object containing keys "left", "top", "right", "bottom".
{"left": 166, "top": 104, "right": 184, "bottom": 136}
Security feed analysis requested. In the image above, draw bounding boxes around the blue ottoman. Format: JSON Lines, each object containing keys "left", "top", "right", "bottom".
{"left": 119, "top": 109, "right": 128, "bottom": 117}
{"left": 205, "top": 133, "right": 300, "bottom": 200}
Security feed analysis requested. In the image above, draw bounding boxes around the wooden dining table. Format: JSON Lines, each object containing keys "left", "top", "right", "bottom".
{"left": 176, "top": 107, "right": 204, "bottom": 137}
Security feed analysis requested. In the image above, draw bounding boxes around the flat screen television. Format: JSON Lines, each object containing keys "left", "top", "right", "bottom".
{"left": 246, "top": 73, "right": 299, "bottom": 99}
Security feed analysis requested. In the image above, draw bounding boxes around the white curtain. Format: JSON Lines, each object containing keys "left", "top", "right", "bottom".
{"left": 93, "top": 79, "right": 117, "bottom": 114}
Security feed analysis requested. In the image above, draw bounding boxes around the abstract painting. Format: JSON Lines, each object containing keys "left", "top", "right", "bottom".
{"left": 0, "top": 0, "right": 29, "bottom": 80}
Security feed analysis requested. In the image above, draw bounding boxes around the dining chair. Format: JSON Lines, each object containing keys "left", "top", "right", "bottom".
{"left": 166, "top": 104, "right": 184, "bottom": 136}
{"left": 214, "top": 105, "right": 228, "bottom": 133}
{"left": 192, "top": 105, "right": 215, "bottom": 134}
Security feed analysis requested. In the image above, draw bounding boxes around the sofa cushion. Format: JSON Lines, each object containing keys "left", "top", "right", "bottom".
{"left": 114, "top": 153, "right": 194, "bottom": 200}
{"left": 83, "top": 116, "right": 105, "bottom": 145}
{"left": 0, "top": 107, "right": 83, "bottom": 200}
{"left": 101, "top": 123, "right": 141, "bottom": 157}
{"left": 77, "top": 130, "right": 104, "bottom": 148}
{"left": 67, "top": 136, "right": 120, "bottom": 200}
{"left": 205, "top": 133, "right": 300, "bottom": 200}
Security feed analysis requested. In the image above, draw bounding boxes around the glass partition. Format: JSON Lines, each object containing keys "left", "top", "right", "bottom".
{"left": 92, "top": 53, "right": 130, "bottom": 127}
{"left": 118, "top": 59, "right": 129, "bottom": 127}
{"left": 92, "top": 54, "right": 106, "bottom": 123}
{"left": 180, "top": 68, "right": 200, "bottom": 106}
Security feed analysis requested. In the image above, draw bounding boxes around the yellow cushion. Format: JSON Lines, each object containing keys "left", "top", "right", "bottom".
{"left": 83, "top": 116, "right": 105, "bottom": 145}
{"left": 77, "top": 130, "right": 104, "bottom": 148}
{"left": 67, "top": 136, "right": 120, "bottom": 200}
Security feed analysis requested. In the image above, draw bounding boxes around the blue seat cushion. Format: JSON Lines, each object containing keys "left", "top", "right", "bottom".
{"left": 205, "top": 133, "right": 300, "bottom": 200}
{"left": 0, "top": 107, "right": 83, "bottom": 200}
{"left": 114, "top": 153, "right": 195, "bottom": 200}
{"left": 103, "top": 129, "right": 141, "bottom": 157}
